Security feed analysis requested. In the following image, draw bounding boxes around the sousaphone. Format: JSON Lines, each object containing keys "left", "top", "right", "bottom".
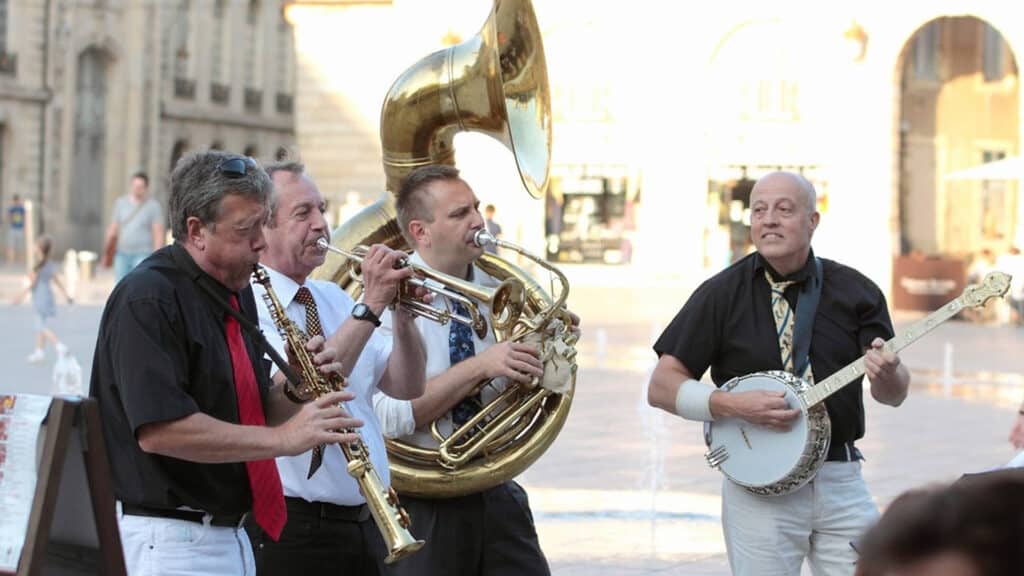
{"left": 312, "top": 0, "right": 574, "bottom": 498}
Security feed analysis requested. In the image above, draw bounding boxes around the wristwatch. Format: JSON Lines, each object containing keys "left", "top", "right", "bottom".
{"left": 351, "top": 303, "right": 382, "bottom": 327}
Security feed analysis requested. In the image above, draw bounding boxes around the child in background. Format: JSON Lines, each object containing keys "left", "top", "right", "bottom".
{"left": 13, "top": 235, "right": 73, "bottom": 363}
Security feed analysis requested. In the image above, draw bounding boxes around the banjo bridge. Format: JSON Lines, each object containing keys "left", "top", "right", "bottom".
{"left": 740, "top": 426, "right": 753, "bottom": 449}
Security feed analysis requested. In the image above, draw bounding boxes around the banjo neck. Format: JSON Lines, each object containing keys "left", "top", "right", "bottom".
{"left": 801, "top": 271, "right": 1011, "bottom": 408}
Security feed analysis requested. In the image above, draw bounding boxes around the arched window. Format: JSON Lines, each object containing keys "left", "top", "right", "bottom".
{"left": 243, "top": 144, "right": 258, "bottom": 159}
{"left": 170, "top": 139, "right": 189, "bottom": 173}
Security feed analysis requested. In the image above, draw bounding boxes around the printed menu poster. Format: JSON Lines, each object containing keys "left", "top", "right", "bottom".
{"left": 0, "top": 395, "right": 51, "bottom": 572}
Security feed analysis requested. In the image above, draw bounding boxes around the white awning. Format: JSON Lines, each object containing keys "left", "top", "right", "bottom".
{"left": 945, "top": 156, "right": 1024, "bottom": 181}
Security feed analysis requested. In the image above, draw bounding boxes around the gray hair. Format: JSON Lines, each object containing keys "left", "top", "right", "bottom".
{"left": 793, "top": 173, "right": 818, "bottom": 212}
{"left": 396, "top": 164, "right": 461, "bottom": 245}
{"left": 263, "top": 161, "right": 306, "bottom": 226}
{"left": 168, "top": 150, "right": 272, "bottom": 241}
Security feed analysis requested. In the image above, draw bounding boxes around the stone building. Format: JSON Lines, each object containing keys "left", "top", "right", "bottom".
{"left": 287, "top": 0, "right": 1022, "bottom": 300}
{"left": 0, "top": 0, "right": 297, "bottom": 255}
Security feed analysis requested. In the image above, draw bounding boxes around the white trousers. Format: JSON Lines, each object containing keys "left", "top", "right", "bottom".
{"left": 721, "top": 461, "right": 878, "bottom": 576}
{"left": 118, "top": 511, "right": 255, "bottom": 576}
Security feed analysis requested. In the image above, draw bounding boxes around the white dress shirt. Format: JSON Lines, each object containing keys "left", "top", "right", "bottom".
{"left": 373, "top": 252, "right": 509, "bottom": 448}
{"left": 253, "top": 265, "right": 392, "bottom": 506}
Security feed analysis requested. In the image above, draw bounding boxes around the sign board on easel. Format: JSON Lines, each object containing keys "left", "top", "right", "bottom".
{"left": 0, "top": 395, "right": 125, "bottom": 576}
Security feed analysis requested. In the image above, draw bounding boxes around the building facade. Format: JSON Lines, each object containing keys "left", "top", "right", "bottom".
{"left": 0, "top": 0, "right": 297, "bottom": 255}
{"left": 288, "top": 0, "right": 1022, "bottom": 300}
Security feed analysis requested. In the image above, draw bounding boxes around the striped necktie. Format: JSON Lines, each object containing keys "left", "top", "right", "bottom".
{"left": 765, "top": 270, "right": 815, "bottom": 383}
{"left": 293, "top": 286, "right": 329, "bottom": 477}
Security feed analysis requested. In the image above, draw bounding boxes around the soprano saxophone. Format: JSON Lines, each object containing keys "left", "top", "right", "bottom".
{"left": 252, "top": 265, "right": 424, "bottom": 563}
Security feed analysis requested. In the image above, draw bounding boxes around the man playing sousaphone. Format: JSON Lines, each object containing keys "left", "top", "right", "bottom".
{"left": 247, "top": 161, "right": 427, "bottom": 574}
{"left": 648, "top": 171, "right": 910, "bottom": 575}
{"left": 374, "top": 165, "right": 574, "bottom": 575}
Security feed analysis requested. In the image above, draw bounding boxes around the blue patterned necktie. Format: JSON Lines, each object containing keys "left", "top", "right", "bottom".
{"left": 449, "top": 301, "right": 483, "bottom": 426}
{"left": 765, "top": 270, "right": 815, "bottom": 383}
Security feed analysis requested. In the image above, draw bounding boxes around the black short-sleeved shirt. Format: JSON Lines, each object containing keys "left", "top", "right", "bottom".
{"left": 89, "top": 243, "right": 272, "bottom": 515}
{"left": 654, "top": 250, "right": 895, "bottom": 447}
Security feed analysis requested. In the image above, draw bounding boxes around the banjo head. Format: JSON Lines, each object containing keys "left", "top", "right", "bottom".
{"left": 712, "top": 372, "right": 813, "bottom": 488}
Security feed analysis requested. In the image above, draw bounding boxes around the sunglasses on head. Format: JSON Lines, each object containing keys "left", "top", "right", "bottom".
{"left": 218, "top": 156, "right": 258, "bottom": 179}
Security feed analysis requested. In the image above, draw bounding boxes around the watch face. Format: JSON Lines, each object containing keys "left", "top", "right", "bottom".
{"left": 354, "top": 303, "right": 380, "bottom": 326}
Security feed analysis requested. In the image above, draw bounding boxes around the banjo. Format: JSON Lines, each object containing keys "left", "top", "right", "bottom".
{"left": 704, "top": 271, "right": 1011, "bottom": 496}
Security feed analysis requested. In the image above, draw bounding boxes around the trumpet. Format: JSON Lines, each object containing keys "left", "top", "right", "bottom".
{"left": 316, "top": 238, "right": 525, "bottom": 339}
{"left": 252, "top": 264, "right": 424, "bottom": 564}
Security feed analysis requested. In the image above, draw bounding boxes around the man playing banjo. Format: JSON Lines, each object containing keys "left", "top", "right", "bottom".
{"left": 648, "top": 171, "right": 910, "bottom": 575}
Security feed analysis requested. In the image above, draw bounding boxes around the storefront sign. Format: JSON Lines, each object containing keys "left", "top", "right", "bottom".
{"left": 892, "top": 256, "right": 966, "bottom": 311}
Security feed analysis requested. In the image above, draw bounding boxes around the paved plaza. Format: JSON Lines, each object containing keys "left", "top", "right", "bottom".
{"left": 1, "top": 263, "right": 1022, "bottom": 575}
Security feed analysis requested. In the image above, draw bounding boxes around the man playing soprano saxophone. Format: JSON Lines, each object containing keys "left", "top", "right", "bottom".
{"left": 246, "top": 161, "right": 426, "bottom": 575}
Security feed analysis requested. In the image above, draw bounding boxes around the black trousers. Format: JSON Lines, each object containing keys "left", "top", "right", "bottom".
{"left": 385, "top": 481, "right": 550, "bottom": 576}
{"left": 245, "top": 497, "right": 387, "bottom": 576}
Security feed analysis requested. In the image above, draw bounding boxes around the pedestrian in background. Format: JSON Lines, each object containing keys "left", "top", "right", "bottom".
{"left": 12, "top": 235, "right": 72, "bottom": 363}
{"left": 483, "top": 203, "right": 502, "bottom": 254}
{"left": 5, "top": 194, "right": 26, "bottom": 265}
{"left": 103, "top": 171, "right": 165, "bottom": 282}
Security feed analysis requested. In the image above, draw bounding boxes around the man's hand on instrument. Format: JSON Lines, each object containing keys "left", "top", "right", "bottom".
{"left": 713, "top": 390, "right": 800, "bottom": 431}
{"left": 565, "top": 309, "right": 581, "bottom": 339}
{"left": 305, "top": 334, "right": 347, "bottom": 380}
{"left": 278, "top": 390, "right": 362, "bottom": 456}
{"left": 360, "top": 244, "right": 414, "bottom": 314}
{"left": 1009, "top": 411, "right": 1024, "bottom": 450}
{"left": 476, "top": 341, "right": 545, "bottom": 384}
{"left": 864, "top": 337, "right": 901, "bottom": 383}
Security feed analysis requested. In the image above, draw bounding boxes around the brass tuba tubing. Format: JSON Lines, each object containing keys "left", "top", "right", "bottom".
{"left": 316, "top": 238, "right": 526, "bottom": 339}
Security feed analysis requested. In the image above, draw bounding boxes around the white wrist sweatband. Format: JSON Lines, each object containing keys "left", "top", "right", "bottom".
{"left": 674, "top": 378, "right": 716, "bottom": 422}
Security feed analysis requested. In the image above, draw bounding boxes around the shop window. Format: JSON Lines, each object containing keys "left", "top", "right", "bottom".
{"left": 547, "top": 165, "right": 638, "bottom": 265}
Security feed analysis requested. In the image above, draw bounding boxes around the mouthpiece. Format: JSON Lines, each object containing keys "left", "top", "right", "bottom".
{"left": 473, "top": 229, "right": 497, "bottom": 248}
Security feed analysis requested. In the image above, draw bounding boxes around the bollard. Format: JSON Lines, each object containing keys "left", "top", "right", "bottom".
{"left": 942, "top": 341, "right": 954, "bottom": 397}
{"left": 595, "top": 327, "right": 608, "bottom": 369}
{"left": 63, "top": 250, "right": 79, "bottom": 300}
{"left": 78, "top": 250, "right": 98, "bottom": 282}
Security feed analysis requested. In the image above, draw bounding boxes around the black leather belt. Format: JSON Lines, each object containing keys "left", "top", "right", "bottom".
{"left": 285, "top": 496, "right": 371, "bottom": 522}
{"left": 121, "top": 504, "right": 245, "bottom": 528}
{"left": 826, "top": 441, "right": 863, "bottom": 462}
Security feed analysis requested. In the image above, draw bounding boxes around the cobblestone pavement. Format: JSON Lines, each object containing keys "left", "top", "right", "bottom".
{"left": 1, "top": 263, "right": 1022, "bottom": 574}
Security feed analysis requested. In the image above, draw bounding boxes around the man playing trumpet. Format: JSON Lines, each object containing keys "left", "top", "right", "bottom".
{"left": 247, "top": 161, "right": 426, "bottom": 575}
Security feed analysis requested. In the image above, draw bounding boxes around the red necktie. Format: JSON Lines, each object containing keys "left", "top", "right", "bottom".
{"left": 226, "top": 294, "right": 286, "bottom": 540}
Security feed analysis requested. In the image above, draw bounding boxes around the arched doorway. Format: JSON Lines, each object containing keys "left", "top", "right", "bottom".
{"left": 71, "top": 47, "right": 110, "bottom": 251}
{"left": 170, "top": 139, "right": 188, "bottom": 174}
{"left": 896, "top": 16, "right": 1019, "bottom": 258}
{"left": 893, "top": 16, "right": 1019, "bottom": 311}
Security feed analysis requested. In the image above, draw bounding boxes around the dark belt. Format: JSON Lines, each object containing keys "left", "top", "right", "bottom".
{"left": 121, "top": 504, "right": 245, "bottom": 528}
{"left": 826, "top": 441, "right": 863, "bottom": 462}
{"left": 285, "top": 496, "right": 371, "bottom": 522}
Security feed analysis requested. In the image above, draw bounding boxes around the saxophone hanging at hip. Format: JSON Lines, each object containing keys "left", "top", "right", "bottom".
{"left": 252, "top": 265, "right": 424, "bottom": 563}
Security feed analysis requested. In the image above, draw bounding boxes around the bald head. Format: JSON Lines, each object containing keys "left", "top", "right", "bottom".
{"left": 749, "top": 171, "right": 820, "bottom": 276}
{"left": 752, "top": 171, "right": 817, "bottom": 213}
